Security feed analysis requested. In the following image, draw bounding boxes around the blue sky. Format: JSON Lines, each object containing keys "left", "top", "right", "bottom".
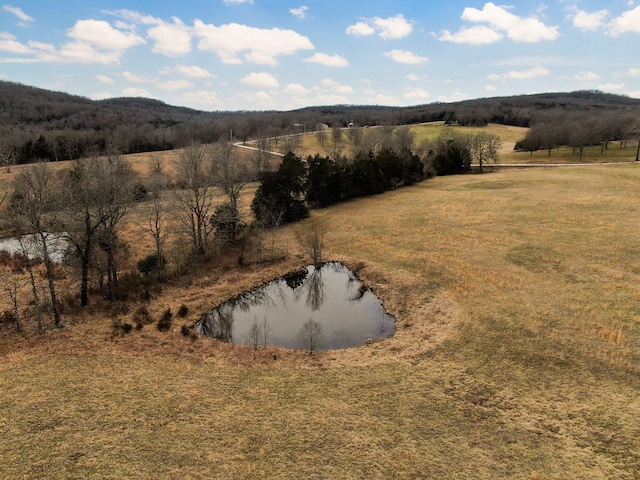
{"left": 1, "top": 1, "right": 639, "bottom": 111}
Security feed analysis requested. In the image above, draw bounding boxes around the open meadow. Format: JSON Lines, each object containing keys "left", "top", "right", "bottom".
{"left": 1, "top": 133, "right": 640, "bottom": 478}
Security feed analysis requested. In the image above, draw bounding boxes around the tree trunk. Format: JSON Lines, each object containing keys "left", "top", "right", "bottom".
{"left": 80, "top": 251, "right": 90, "bottom": 307}
{"left": 39, "top": 232, "right": 61, "bottom": 327}
{"left": 27, "top": 267, "right": 43, "bottom": 334}
{"left": 12, "top": 290, "right": 21, "bottom": 333}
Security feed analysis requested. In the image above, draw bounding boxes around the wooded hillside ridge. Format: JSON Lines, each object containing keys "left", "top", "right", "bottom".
{"left": 1, "top": 80, "right": 639, "bottom": 164}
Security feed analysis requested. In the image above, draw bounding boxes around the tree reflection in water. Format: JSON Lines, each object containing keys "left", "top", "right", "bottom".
{"left": 194, "top": 262, "right": 395, "bottom": 351}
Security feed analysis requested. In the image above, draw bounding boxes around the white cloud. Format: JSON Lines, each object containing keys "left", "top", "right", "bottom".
{"left": 607, "top": 5, "right": 640, "bottom": 35}
{"left": 241, "top": 72, "right": 279, "bottom": 89}
{"left": 371, "top": 93, "right": 399, "bottom": 105}
{"left": 488, "top": 66, "right": 551, "bottom": 80}
{"left": 384, "top": 49, "right": 428, "bottom": 64}
{"left": 403, "top": 87, "right": 430, "bottom": 101}
{"left": 57, "top": 42, "right": 122, "bottom": 64}
{"left": 121, "top": 71, "right": 153, "bottom": 83}
{"left": 628, "top": 68, "right": 640, "bottom": 77}
{"left": 571, "top": 9, "right": 609, "bottom": 31}
{"left": 312, "top": 93, "right": 351, "bottom": 105}
{"left": 437, "top": 26, "right": 503, "bottom": 44}
{"left": 223, "top": 0, "right": 253, "bottom": 4}
{"left": 95, "top": 74, "right": 115, "bottom": 84}
{"left": 194, "top": 20, "right": 314, "bottom": 65}
{"left": 3, "top": 5, "right": 33, "bottom": 25}
{"left": 346, "top": 14, "right": 413, "bottom": 40}
{"left": 0, "top": 32, "right": 33, "bottom": 54}
{"left": 372, "top": 14, "right": 413, "bottom": 40}
{"left": 107, "top": 9, "right": 159, "bottom": 26}
{"left": 574, "top": 71, "right": 600, "bottom": 81}
{"left": 441, "top": 2, "right": 559, "bottom": 44}
{"left": 315, "top": 78, "right": 352, "bottom": 94}
{"left": 147, "top": 17, "right": 192, "bottom": 57}
{"left": 14, "top": 19, "right": 149, "bottom": 65}
{"left": 181, "top": 90, "right": 220, "bottom": 108}
{"left": 333, "top": 84, "right": 353, "bottom": 94}
{"left": 598, "top": 82, "right": 625, "bottom": 91}
{"left": 628, "top": 90, "right": 640, "bottom": 99}
{"left": 345, "top": 22, "right": 375, "bottom": 37}
{"left": 158, "top": 79, "right": 193, "bottom": 91}
{"left": 122, "top": 87, "right": 153, "bottom": 97}
{"left": 303, "top": 52, "right": 349, "bottom": 67}
{"left": 67, "top": 20, "right": 146, "bottom": 52}
{"left": 437, "top": 89, "right": 470, "bottom": 103}
{"left": 173, "top": 65, "right": 215, "bottom": 78}
{"left": 284, "top": 83, "right": 310, "bottom": 95}
{"left": 290, "top": 6, "right": 308, "bottom": 19}
{"left": 90, "top": 91, "right": 113, "bottom": 100}
{"left": 239, "top": 91, "right": 278, "bottom": 108}
{"left": 485, "top": 84, "right": 496, "bottom": 92}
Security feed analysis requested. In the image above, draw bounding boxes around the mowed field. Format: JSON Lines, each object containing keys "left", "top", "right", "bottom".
{"left": 1, "top": 135, "right": 640, "bottom": 478}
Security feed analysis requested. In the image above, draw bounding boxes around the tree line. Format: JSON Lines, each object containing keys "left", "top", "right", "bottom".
{"left": 252, "top": 128, "right": 500, "bottom": 226}
{"left": 515, "top": 110, "right": 640, "bottom": 160}
{"left": 2, "top": 80, "right": 639, "bottom": 165}
{"left": 0, "top": 126, "right": 500, "bottom": 333}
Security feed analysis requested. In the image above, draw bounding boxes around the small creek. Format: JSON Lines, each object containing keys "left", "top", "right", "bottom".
{"left": 194, "top": 262, "right": 396, "bottom": 351}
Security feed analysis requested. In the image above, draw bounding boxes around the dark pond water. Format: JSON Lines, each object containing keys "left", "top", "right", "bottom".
{"left": 194, "top": 262, "right": 396, "bottom": 351}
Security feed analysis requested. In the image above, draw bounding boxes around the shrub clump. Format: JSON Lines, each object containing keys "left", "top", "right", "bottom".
{"left": 111, "top": 317, "right": 133, "bottom": 339}
{"left": 133, "top": 305, "right": 153, "bottom": 330}
{"left": 137, "top": 253, "right": 166, "bottom": 277}
{"left": 157, "top": 308, "right": 173, "bottom": 332}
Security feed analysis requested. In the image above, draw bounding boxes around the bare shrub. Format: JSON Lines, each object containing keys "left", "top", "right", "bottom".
{"left": 157, "top": 308, "right": 173, "bottom": 332}
{"left": 297, "top": 220, "right": 325, "bottom": 267}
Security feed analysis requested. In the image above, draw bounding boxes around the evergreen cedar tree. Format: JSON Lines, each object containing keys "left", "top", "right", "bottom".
{"left": 252, "top": 148, "right": 427, "bottom": 225}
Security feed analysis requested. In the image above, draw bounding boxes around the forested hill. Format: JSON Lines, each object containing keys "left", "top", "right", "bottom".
{"left": 1, "top": 80, "right": 639, "bottom": 164}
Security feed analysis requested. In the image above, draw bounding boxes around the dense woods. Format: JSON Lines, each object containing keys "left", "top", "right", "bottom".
{"left": 2, "top": 81, "right": 640, "bottom": 165}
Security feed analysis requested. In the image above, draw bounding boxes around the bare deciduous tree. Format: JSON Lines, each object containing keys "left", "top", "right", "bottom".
{"left": 328, "top": 126, "right": 345, "bottom": 160}
{"left": 246, "top": 316, "right": 262, "bottom": 359}
{"left": 297, "top": 318, "right": 323, "bottom": 354}
{"left": 1, "top": 271, "right": 26, "bottom": 333}
{"left": 254, "top": 134, "right": 273, "bottom": 174}
{"left": 10, "top": 162, "right": 62, "bottom": 327}
{"left": 95, "top": 153, "right": 140, "bottom": 301}
{"left": 144, "top": 156, "right": 169, "bottom": 281}
{"left": 346, "top": 127, "right": 364, "bottom": 153}
{"left": 211, "top": 139, "right": 252, "bottom": 243}
{"left": 297, "top": 220, "right": 325, "bottom": 267}
{"left": 315, "top": 127, "right": 327, "bottom": 147}
{"left": 470, "top": 132, "right": 501, "bottom": 173}
{"left": 63, "top": 156, "right": 112, "bottom": 306}
{"left": 393, "top": 126, "right": 416, "bottom": 154}
{"left": 174, "top": 143, "right": 217, "bottom": 257}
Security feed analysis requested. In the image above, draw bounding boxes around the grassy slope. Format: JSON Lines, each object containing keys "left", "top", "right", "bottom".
{"left": 1, "top": 154, "right": 640, "bottom": 478}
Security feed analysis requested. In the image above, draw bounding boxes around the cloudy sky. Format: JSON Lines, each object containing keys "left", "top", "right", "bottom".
{"left": 1, "top": 1, "right": 639, "bottom": 111}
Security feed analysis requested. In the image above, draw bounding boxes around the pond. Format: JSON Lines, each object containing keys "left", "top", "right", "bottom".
{"left": 0, "top": 233, "right": 70, "bottom": 263}
{"left": 194, "top": 262, "right": 396, "bottom": 351}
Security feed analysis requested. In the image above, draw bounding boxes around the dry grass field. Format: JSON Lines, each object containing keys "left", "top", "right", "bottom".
{"left": 1, "top": 142, "right": 640, "bottom": 478}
